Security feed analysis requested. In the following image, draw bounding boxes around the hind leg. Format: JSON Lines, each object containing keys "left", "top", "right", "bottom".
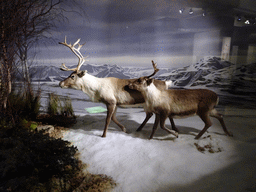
{"left": 210, "top": 109, "right": 233, "bottom": 137}
{"left": 195, "top": 112, "right": 212, "bottom": 139}
{"left": 169, "top": 116, "right": 179, "bottom": 132}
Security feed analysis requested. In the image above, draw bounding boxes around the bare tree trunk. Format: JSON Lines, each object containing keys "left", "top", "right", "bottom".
{"left": 1, "top": 15, "right": 12, "bottom": 109}
{"left": 1, "top": 51, "right": 12, "bottom": 109}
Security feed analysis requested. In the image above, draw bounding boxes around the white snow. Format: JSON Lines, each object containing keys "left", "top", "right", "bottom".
{"left": 63, "top": 106, "right": 256, "bottom": 192}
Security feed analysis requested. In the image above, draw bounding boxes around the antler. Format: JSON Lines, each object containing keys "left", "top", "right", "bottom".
{"left": 147, "top": 60, "right": 159, "bottom": 78}
{"left": 59, "top": 36, "right": 87, "bottom": 72}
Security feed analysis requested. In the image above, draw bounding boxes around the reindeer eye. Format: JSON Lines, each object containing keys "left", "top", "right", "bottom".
{"left": 71, "top": 75, "right": 75, "bottom": 80}
{"left": 138, "top": 78, "right": 144, "bottom": 83}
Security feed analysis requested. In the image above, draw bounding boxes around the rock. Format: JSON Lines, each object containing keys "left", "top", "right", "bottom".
{"left": 36, "top": 125, "right": 54, "bottom": 134}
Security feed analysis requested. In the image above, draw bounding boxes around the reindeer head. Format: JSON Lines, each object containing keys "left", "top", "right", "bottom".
{"left": 59, "top": 70, "right": 87, "bottom": 89}
{"left": 128, "top": 60, "right": 158, "bottom": 91}
{"left": 129, "top": 77, "right": 155, "bottom": 91}
{"left": 59, "top": 37, "right": 88, "bottom": 90}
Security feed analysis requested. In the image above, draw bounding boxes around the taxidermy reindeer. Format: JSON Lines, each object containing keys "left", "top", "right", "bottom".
{"left": 129, "top": 77, "right": 233, "bottom": 139}
{"left": 58, "top": 37, "right": 175, "bottom": 137}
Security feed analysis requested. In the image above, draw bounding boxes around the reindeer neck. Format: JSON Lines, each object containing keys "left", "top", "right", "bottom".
{"left": 80, "top": 73, "right": 104, "bottom": 101}
{"left": 143, "top": 83, "right": 161, "bottom": 105}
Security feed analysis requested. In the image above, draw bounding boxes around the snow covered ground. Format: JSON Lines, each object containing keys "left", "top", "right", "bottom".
{"left": 62, "top": 106, "right": 256, "bottom": 192}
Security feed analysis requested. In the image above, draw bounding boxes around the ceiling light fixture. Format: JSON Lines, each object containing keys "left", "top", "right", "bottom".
{"left": 179, "top": 8, "right": 184, "bottom": 14}
{"left": 189, "top": 8, "right": 193, "bottom": 15}
{"left": 245, "top": 19, "right": 250, "bottom": 24}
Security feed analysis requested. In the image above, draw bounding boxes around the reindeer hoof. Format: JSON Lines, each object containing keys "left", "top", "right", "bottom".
{"left": 170, "top": 130, "right": 178, "bottom": 138}
{"left": 101, "top": 134, "right": 106, "bottom": 138}
{"left": 122, "top": 127, "right": 127, "bottom": 133}
{"left": 194, "top": 136, "right": 200, "bottom": 140}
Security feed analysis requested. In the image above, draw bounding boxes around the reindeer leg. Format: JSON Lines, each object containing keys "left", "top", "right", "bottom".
{"left": 102, "top": 102, "right": 116, "bottom": 137}
{"left": 169, "top": 116, "right": 179, "bottom": 132}
{"left": 160, "top": 114, "right": 178, "bottom": 138}
{"left": 210, "top": 109, "right": 233, "bottom": 137}
{"left": 195, "top": 112, "right": 212, "bottom": 139}
{"left": 137, "top": 112, "right": 153, "bottom": 132}
{"left": 149, "top": 113, "right": 160, "bottom": 139}
{"left": 111, "top": 106, "right": 126, "bottom": 133}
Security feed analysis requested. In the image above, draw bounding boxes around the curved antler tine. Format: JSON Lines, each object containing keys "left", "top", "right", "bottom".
{"left": 77, "top": 43, "right": 83, "bottom": 52}
{"left": 60, "top": 63, "right": 78, "bottom": 71}
{"left": 147, "top": 60, "right": 159, "bottom": 78}
{"left": 59, "top": 37, "right": 87, "bottom": 72}
{"left": 73, "top": 38, "right": 81, "bottom": 47}
{"left": 60, "top": 63, "right": 68, "bottom": 71}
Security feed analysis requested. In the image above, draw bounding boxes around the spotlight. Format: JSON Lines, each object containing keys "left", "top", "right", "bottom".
{"left": 245, "top": 19, "right": 250, "bottom": 24}
{"left": 237, "top": 15, "right": 242, "bottom": 21}
{"left": 179, "top": 8, "right": 184, "bottom": 14}
{"left": 189, "top": 8, "right": 193, "bottom": 15}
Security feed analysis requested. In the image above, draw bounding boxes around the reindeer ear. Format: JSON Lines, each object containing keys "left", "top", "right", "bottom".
{"left": 77, "top": 70, "right": 87, "bottom": 78}
{"left": 146, "top": 78, "right": 154, "bottom": 86}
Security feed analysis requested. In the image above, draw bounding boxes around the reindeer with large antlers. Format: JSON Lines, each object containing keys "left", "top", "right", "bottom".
{"left": 59, "top": 37, "right": 175, "bottom": 137}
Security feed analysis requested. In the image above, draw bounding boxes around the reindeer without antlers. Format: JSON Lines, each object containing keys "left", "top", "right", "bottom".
{"left": 58, "top": 37, "right": 175, "bottom": 137}
{"left": 129, "top": 76, "right": 233, "bottom": 139}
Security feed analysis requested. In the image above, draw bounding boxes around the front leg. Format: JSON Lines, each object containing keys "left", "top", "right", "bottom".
{"left": 149, "top": 114, "right": 160, "bottom": 139}
{"left": 137, "top": 112, "right": 153, "bottom": 132}
{"left": 160, "top": 114, "right": 178, "bottom": 138}
{"left": 102, "top": 102, "right": 116, "bottom": 137}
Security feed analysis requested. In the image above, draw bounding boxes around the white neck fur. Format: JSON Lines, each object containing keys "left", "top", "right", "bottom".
{"left": 80, "top": 73, "right": 103, "bottom": 101}
{"left": 142, "top": 83, "right": 162, "bottom": 112}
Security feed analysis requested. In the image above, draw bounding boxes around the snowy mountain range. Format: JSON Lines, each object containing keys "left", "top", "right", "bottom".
{"left": 25, "top": 56, "right": 256, "bottom": 94}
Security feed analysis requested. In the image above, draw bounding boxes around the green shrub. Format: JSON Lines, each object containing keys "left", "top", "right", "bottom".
{"left": 0, "top": 126, "right": 116, "bottom": 191}
{"left": 47, "top": 93, "right": 74, "bottom": 117}
{"left": 47, "top": 93, "right": 61, "bottom": 116}
{"left": 0, "top": 88, "right": 41, "bottom": 126}
{"left": 0, "top": 92, "right": 116, "bottom": 191}
{"left": 0, "top": 126, "right": 79, "bottom": 191}
{"left": 24, "top": 89, "right": 41, "bottom": 120}
{"left": 62, "top": 97, "right": 74, "bottom": 117}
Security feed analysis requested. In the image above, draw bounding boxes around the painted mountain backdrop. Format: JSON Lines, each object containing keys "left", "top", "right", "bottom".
{"left": 21, "top": 56, "right": 256, "bottom": 95}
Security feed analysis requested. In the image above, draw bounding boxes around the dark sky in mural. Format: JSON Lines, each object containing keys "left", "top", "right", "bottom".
{"left": 34, "top": 0, "right": 254, "bottom": 68}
